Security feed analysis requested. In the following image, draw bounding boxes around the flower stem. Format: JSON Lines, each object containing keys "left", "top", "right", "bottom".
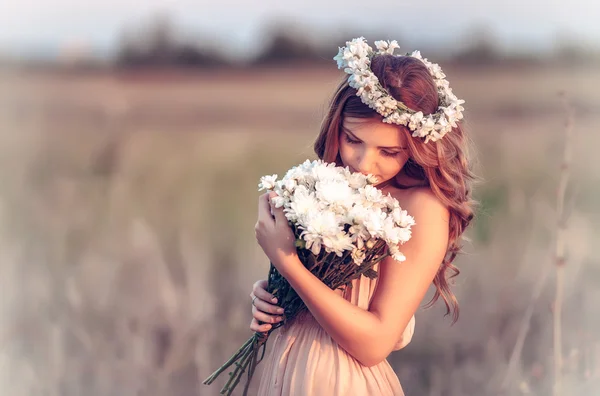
{"left": 203, "top": 336, "right": 254, "bottom": 385}
{"left": 221, "top": 341, "right": 254, "bottom": 395}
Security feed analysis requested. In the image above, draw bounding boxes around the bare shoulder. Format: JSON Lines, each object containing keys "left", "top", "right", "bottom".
{"left": 387, "top": 186, "right": 449, "bottom": 223}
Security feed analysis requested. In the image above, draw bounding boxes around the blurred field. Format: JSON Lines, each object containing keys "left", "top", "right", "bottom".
{"left": 0, "top": 64, "right": 599, "bottom": 396}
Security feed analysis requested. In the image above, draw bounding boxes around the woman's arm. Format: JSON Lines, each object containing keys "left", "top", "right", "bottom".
{"left": 275, "top": 188, "right": 449, "bottom": 367}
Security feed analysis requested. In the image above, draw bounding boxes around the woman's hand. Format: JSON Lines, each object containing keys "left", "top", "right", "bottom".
{"left": 254, "top": 192, "right": 299, "bottom": 275}
{"left": 249, "top": 279, "right": 285, "bottom": 333}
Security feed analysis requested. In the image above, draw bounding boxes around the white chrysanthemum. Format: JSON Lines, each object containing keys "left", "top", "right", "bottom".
{"left": 258, "top": 174, "right": 278, "bottom": 191}
{"left": 361, "top": 185, "right": 384, "bottom": 204}
{"left": 392, "top": 208, "right": 415, "bottom": 228}
{"left": 347, "top": 172, "right": 368, "bottom": 189}
{"left": 388, "top": 244, "right": 406, "bottom": 262}
{"left": 397, "top": 228, "right": 412, "bottom": 243}
{"left": 347, "top": 202, "right": 369, "bottom": 222}
{"left": 286, "top": 187, "right": 319, "bottom": 223}
{"left": 312, "top": 163, "right": 346, "bottom": 183}
{"left": 323, "top": 233, "right": 355, "bottom": 257}
{"left": 283, "top": 178, "right": 297, "bottom": 193}
{"left": 351, "top": 248, "right": 366, "bottom": 265}
{"left": 382, "top": 218, "right": 400, "bottom": 244}
{"left": 363, "top": 208, "right": 386, "bottom": 238}
{"left": 305, "top": 236, "right": 323, "bottom": 256}
{"left": 348, "top": 223, "right": 372, "bottom": 247}
{"left": 299, "top": 159, "right": 317, "bottom": 171}
{"left": 315, "top": 180, "right": 353, "bottom": 206}
{"left": 283, "top": 166, "right": 305, "bottom": 183}
{"left": 366, "top": 174, "right": 379, "bottom": 185}
{"left": 300, "top": 210, "right": 341, "bottom": 240}
{"left": 382, "top": 194, "right": 400, "bottom": 211}
{"left": 383, "top": 218, "right": 412, "bottom": 245}
{"left": 272, "top": 182, "right": 287, "bottom": 202}
{"left": 271, "top": 195, "right": 286, "bottom": 209}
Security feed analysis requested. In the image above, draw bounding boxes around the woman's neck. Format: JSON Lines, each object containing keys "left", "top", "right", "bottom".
{"left": 394, "top": 170, "right": 428, "bottom": 189}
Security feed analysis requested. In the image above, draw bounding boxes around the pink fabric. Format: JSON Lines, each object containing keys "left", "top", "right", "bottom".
{"left": 257, "top": 263, "right": 415, "bottom": 395}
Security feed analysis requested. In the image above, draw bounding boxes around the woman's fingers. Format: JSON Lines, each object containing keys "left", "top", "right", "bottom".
{"left": 249, "top": 279, "right": 284, "bottom": 333}
{"left": 257, "top": 193, "right": 274, "bottom": 223}
{"left": 252, "top": 280, "right": 278, "bottom": 304}
{"left": 252, "top": 306, "right": 284, "bottom": 324}
{"left": 256, "top": 279, "right": 268, "bottom": 290}
{"left": 250, "top": 318, "right": 272, "bottom": 333}
{"left": 251, "top": 295, "right": 284, "bottom": 315}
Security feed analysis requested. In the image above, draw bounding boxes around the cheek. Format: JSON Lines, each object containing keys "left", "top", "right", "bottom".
{"left": 338, "top": 139, "right": 353, "bottom": 165}
{"left": 381, "top": 155, "right": 408, "bottom": 175}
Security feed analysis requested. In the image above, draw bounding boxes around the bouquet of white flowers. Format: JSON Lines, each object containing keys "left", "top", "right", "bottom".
{"left": 203, "top": 159, "right": 415, "bottom": 395}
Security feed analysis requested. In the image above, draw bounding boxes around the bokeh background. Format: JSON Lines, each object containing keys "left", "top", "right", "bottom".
{"left": 1, "top": 1, "right": 599, "bottom": 395}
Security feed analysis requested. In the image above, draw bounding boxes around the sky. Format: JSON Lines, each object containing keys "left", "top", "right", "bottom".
{"left": 1, "top": 0, "right": 599, "bottom": 60}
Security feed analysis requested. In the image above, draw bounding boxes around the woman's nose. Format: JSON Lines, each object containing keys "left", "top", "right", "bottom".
{"left": 356, "top": 150, "right": 376, "bottom": 174}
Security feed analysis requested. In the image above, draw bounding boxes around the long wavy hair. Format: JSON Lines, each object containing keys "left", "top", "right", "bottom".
{"left": 314, "top": 55, "right": 477, "bottom": 323}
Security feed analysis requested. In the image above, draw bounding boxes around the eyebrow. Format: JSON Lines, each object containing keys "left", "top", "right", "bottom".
{"left": 342, "top": 126, "right": 407, "bottom": 150}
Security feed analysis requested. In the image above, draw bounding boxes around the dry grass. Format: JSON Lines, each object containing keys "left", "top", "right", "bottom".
{"left": 0, "top": 65, "right": 599, "bottom": 395}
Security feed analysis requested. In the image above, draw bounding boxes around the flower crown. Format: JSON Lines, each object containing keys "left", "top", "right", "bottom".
{"left": 333, "top": 37, "right": 465, "bottom": 143}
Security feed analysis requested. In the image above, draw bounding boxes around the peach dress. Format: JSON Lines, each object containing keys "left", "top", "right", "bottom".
{"left": 257, "top": 262, "right": 415, "bottom": 396}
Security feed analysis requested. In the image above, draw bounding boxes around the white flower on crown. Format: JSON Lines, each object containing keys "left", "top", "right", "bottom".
{"left": 374, "top": 40, "right": 400, "bottom": 55}
{"left": 333, "top": 37, "right": 466, "bottom": 143}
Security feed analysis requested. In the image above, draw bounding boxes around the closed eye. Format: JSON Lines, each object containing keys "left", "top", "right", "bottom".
{"left": 344, "top": 133, "right": 361, "bottom": 145}
{"left": 343, "top": 133, "right": 402, "bottom": 158}
{"left": 381, "top": 150, "right": 402, "bottom": 158}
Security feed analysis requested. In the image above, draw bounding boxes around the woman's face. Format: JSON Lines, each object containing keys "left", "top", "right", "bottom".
{"left": 339, "top": 116, "right": 410, "bottom": 186}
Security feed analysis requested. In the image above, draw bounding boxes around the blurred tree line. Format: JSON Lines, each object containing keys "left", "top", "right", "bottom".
{"left": 1, "top": 12, "right": 597, "bottom": 70}
{"left": 113, "top": 15, "right": 600, "bottom": 70}
{"left": 115, "top": 15, "right": 334, "bottom": 69}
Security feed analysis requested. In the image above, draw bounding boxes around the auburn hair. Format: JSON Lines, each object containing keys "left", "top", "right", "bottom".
{"left": 314, "top": 55, "right": 477, "bottom": 323}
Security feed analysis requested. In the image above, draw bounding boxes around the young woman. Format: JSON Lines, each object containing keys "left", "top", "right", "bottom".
{"left": 250, "top": 38, "right": 476, "bottom": 395}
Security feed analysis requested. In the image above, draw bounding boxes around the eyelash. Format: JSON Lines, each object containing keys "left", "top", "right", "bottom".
{"left": 343, "top": 134, "right": 401, "bottom": 158}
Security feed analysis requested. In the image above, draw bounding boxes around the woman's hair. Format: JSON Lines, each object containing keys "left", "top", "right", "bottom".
{"left": 314, "top": 55, "right": 477, "bottom": 323}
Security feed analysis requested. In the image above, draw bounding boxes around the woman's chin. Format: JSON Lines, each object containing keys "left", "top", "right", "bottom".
{"left": 374, "top": 177, "right": 393, "bottom": 188}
